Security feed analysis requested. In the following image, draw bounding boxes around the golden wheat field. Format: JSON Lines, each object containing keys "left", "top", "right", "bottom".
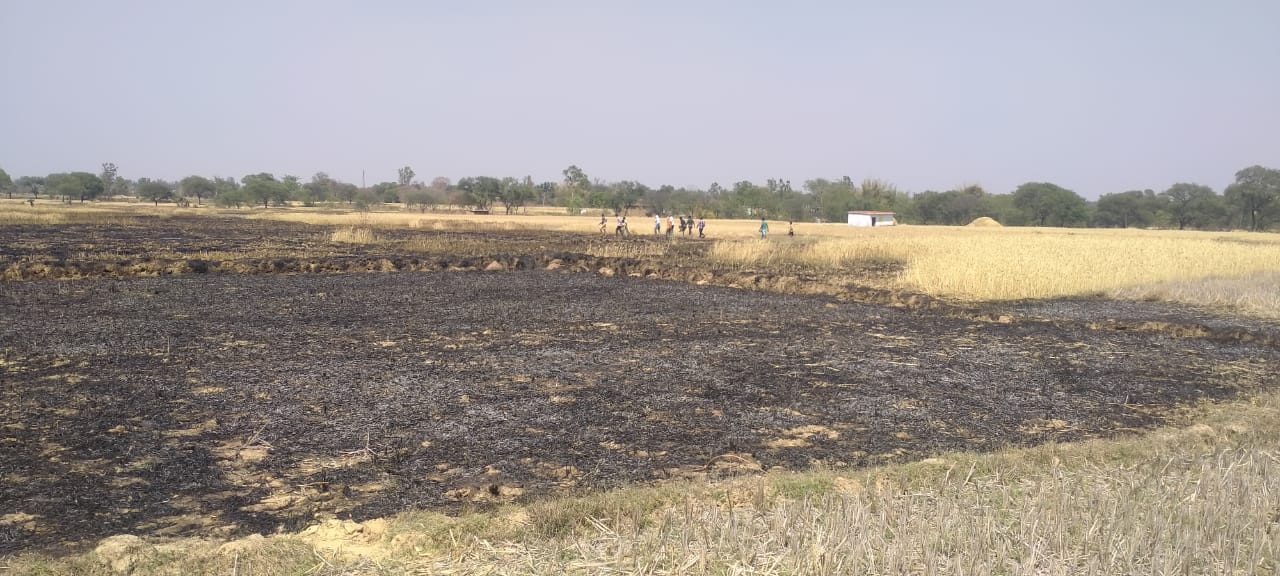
{"left": 5, "top": 200, "right": 1280, "bottom": 315}
{"left": 705, "top": 224, "right": 1280, "bottom": 309}
{"left": 243, "top": 206, "right": 1280, "bottom": 315}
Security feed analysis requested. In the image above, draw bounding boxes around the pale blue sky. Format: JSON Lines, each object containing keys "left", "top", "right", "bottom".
{"left": 2, "top": 1, "right": 1277, "bottom": 197}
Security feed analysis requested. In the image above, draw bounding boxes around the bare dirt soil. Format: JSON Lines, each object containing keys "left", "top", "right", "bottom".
{"left": 1, "top": 215, "right": 1278, "bottom": 553}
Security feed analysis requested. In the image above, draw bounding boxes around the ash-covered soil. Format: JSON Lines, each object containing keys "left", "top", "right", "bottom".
{"left": 2, "top": 269, "right": 1278, "bottom": 552}
{"left": 0, "top": 215, "right": 710, "bottom": 281}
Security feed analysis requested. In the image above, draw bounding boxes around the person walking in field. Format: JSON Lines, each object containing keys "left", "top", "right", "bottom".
{"left": 759, "top": 217, "right": 769, "bottom": 238}
{"left": 654, "top": 214, "right": 662, "bottom": 235}
{"left": 666, "top": 215, "right": 675, "bottom": 238}
{"left": 599, "top": 213, "right": 607, "bottom": 234}
{"left": 615, "top": 215, "right": 625, "bottom": 236}
{"left": 788, "top": 221, "right": 795, "bottom": 237}
{"left": 678, "top": 216, "right": 687, "bottom": 234}
{"left": 697, "top": 216, "right": 706, "bottom": 238}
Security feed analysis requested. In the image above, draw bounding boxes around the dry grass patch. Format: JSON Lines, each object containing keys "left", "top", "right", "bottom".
{"left": 399, "top": 233, "right": 521, "bottom": 255}
{"left": 328, "top": 226, "right": 379, "bottom": 244}
{"left": 895, "top": 227, "right": 1280, "bottom": 301}
{"left": 708, "top": 225, "right": 1280, "bottom": 302}
{"left": 1112, "top": 270, "right": 1280, "bottom": 318}
{"left": 393, "top": 392, "right": 1280, "bottom": 575}
{"left": 248, "top": 208, "right": 601, "bottom": 233}
{"left": 11, "top": 392, "right": 1280, "bottom": 575}
{"left": 709, "top": 236, "right": 903, "bottom": 274}
{"left": 0, "top": 202, "right": 146, "bottom": 226}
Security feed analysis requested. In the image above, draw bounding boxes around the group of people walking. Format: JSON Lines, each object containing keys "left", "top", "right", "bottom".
{"left": 600, "top": 213, "right": 706, "bottom": 238}
{"left": 599, "top": 213, "right": 792, "bottom": 239}
{"left": 603, "top": 214, "right": 631, "bottom": 236}
{"left": 654, "top": 214, "right": 705, "bottom": 238}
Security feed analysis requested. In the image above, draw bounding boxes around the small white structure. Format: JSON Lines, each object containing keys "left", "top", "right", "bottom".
{"left": 848, "top": 211, "right": 896, "bottom": 227}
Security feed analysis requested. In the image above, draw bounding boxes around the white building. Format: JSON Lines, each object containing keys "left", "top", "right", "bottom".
{"left": 848, "top": 211, "right": 896, "bottom": 227}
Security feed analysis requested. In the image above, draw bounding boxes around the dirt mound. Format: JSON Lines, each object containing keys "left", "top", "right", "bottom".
{"left": 967, "top": 216, "right": 1002, "bottom": 227}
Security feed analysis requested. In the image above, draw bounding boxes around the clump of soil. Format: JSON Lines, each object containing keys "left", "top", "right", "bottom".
{"left": 967, "top": 216, "right": 1002, "bottom": 227}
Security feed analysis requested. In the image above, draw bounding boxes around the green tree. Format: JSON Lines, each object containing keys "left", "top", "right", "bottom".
{"left": 644, "top": 184, "right": 675, "bottom": 215}
{"left": 1012, "top": 182, "right": 1088, "bottom": 227}
{"left": 210, "top": 177, "right": 243, "bottom": 207}
{"left": 17, "top": 176, "right": 46, "bottom": 199}
{"left": 980, "top": 194, "right": 1026, "bottom": 226}
{"left": 398, "top": 166, "right": 415, "bottom": 187}
{"left": 804, "top": 178, "right": 858, "bottom": 223}
{"left": 213, "top": 188, "right": 247, "bottom": 208}
{"left": 110, "top": 176, "right": 130, "bottom": 197}
{"left": 47, "top": 172, "right": 105, "bottom": 203}
{"left": 404, "top": 189, "right": 440, "bottom": 213}
{"left": 1160, "top": 183, "right": 1220, "bottom": 230}
{"left": 1093, "top": 190, "right": 1160, "bottom": 228}
{"left": 606, "top": 180, "right": 647, "bottom": 215}
{"left": 535, "top": 181, "right": 555, "bottom": 205}
{"left": 559, "top": 165, "right": 591, "bottom": 214}
{"left": 179, "top": 175, "right": 216, "bottom": 207}
{"left": 300, "top": 173, "right": 333, "bottom": 205}
{"left": 1224, "top": 165, "right": 1280, "bottom": 231}
{"left": 939, "top": 185, "right": 992, "bottom": 225}
{"left": 457, "top": 176, "right": 501, "bottom": 210}
{"left": 136, "top": 178, "right": 174, "bottom": 205}
{"left": 909, "top": 190, "right": 946, "bottom": 224}
{"left": 241, "top": 173, "right": 289, "bottom": 208}
{"left": 353, "top": 189, "right": 380, "bottom": 211}
{"left": 97, "top": 163, "right": 129, "bottom": 198}
{"left": 334, "top": 182, "right": 359, "bottom": 204}
{"left": 671, "top": 187, "right": 707, "bottom": 217}
{"left": 765, "top": 178, "right": 809, "bottom": 221}
{"left": 780, "top": 190, "right": 809, "bottom": 222}
{"left": 562, "top": 165, "right": 589, "bottom": 189}
{"left": 0, "top": 168, "right": 12, "bottom": 199}
{"left": 99, "top": 163, "right": 120, "bottom": 197}
{"left": 281, "top": 175, "right": 303, "bottom": 203}
{"left": 732, "top": 180, "right": 780, "bottom": 218}
{"left": 369, "top": 182, "right": 399, "bottom": 203}
{"left": 856, "top": 179, "right": 902, "bottom": 211}
{"left": 213, "top": 176, "right": 239, "bottom": 194}
{"left": 498, "top": 177, "right": 536, "bottom": 214}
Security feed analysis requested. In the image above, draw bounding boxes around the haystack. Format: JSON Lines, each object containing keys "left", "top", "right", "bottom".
{"left": 967, "top": 216, "right": 1002, "bottom": 227}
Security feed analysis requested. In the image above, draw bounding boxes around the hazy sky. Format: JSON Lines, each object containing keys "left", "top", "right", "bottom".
{"left": 2, "top": 1, "right": 1277, "bottom": 198}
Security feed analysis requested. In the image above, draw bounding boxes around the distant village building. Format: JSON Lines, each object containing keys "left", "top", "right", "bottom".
{"left": 848, "top": 211, "right": 896, "bottom": 227}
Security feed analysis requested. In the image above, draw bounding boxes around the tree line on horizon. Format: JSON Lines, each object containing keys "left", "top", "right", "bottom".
{"left": 1, "top": 163, "right": 1278, "bottom": 231}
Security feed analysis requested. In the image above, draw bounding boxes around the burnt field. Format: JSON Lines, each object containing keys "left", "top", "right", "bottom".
{"left": 2, "top": 216, "right": 1279, "bottom": 553}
